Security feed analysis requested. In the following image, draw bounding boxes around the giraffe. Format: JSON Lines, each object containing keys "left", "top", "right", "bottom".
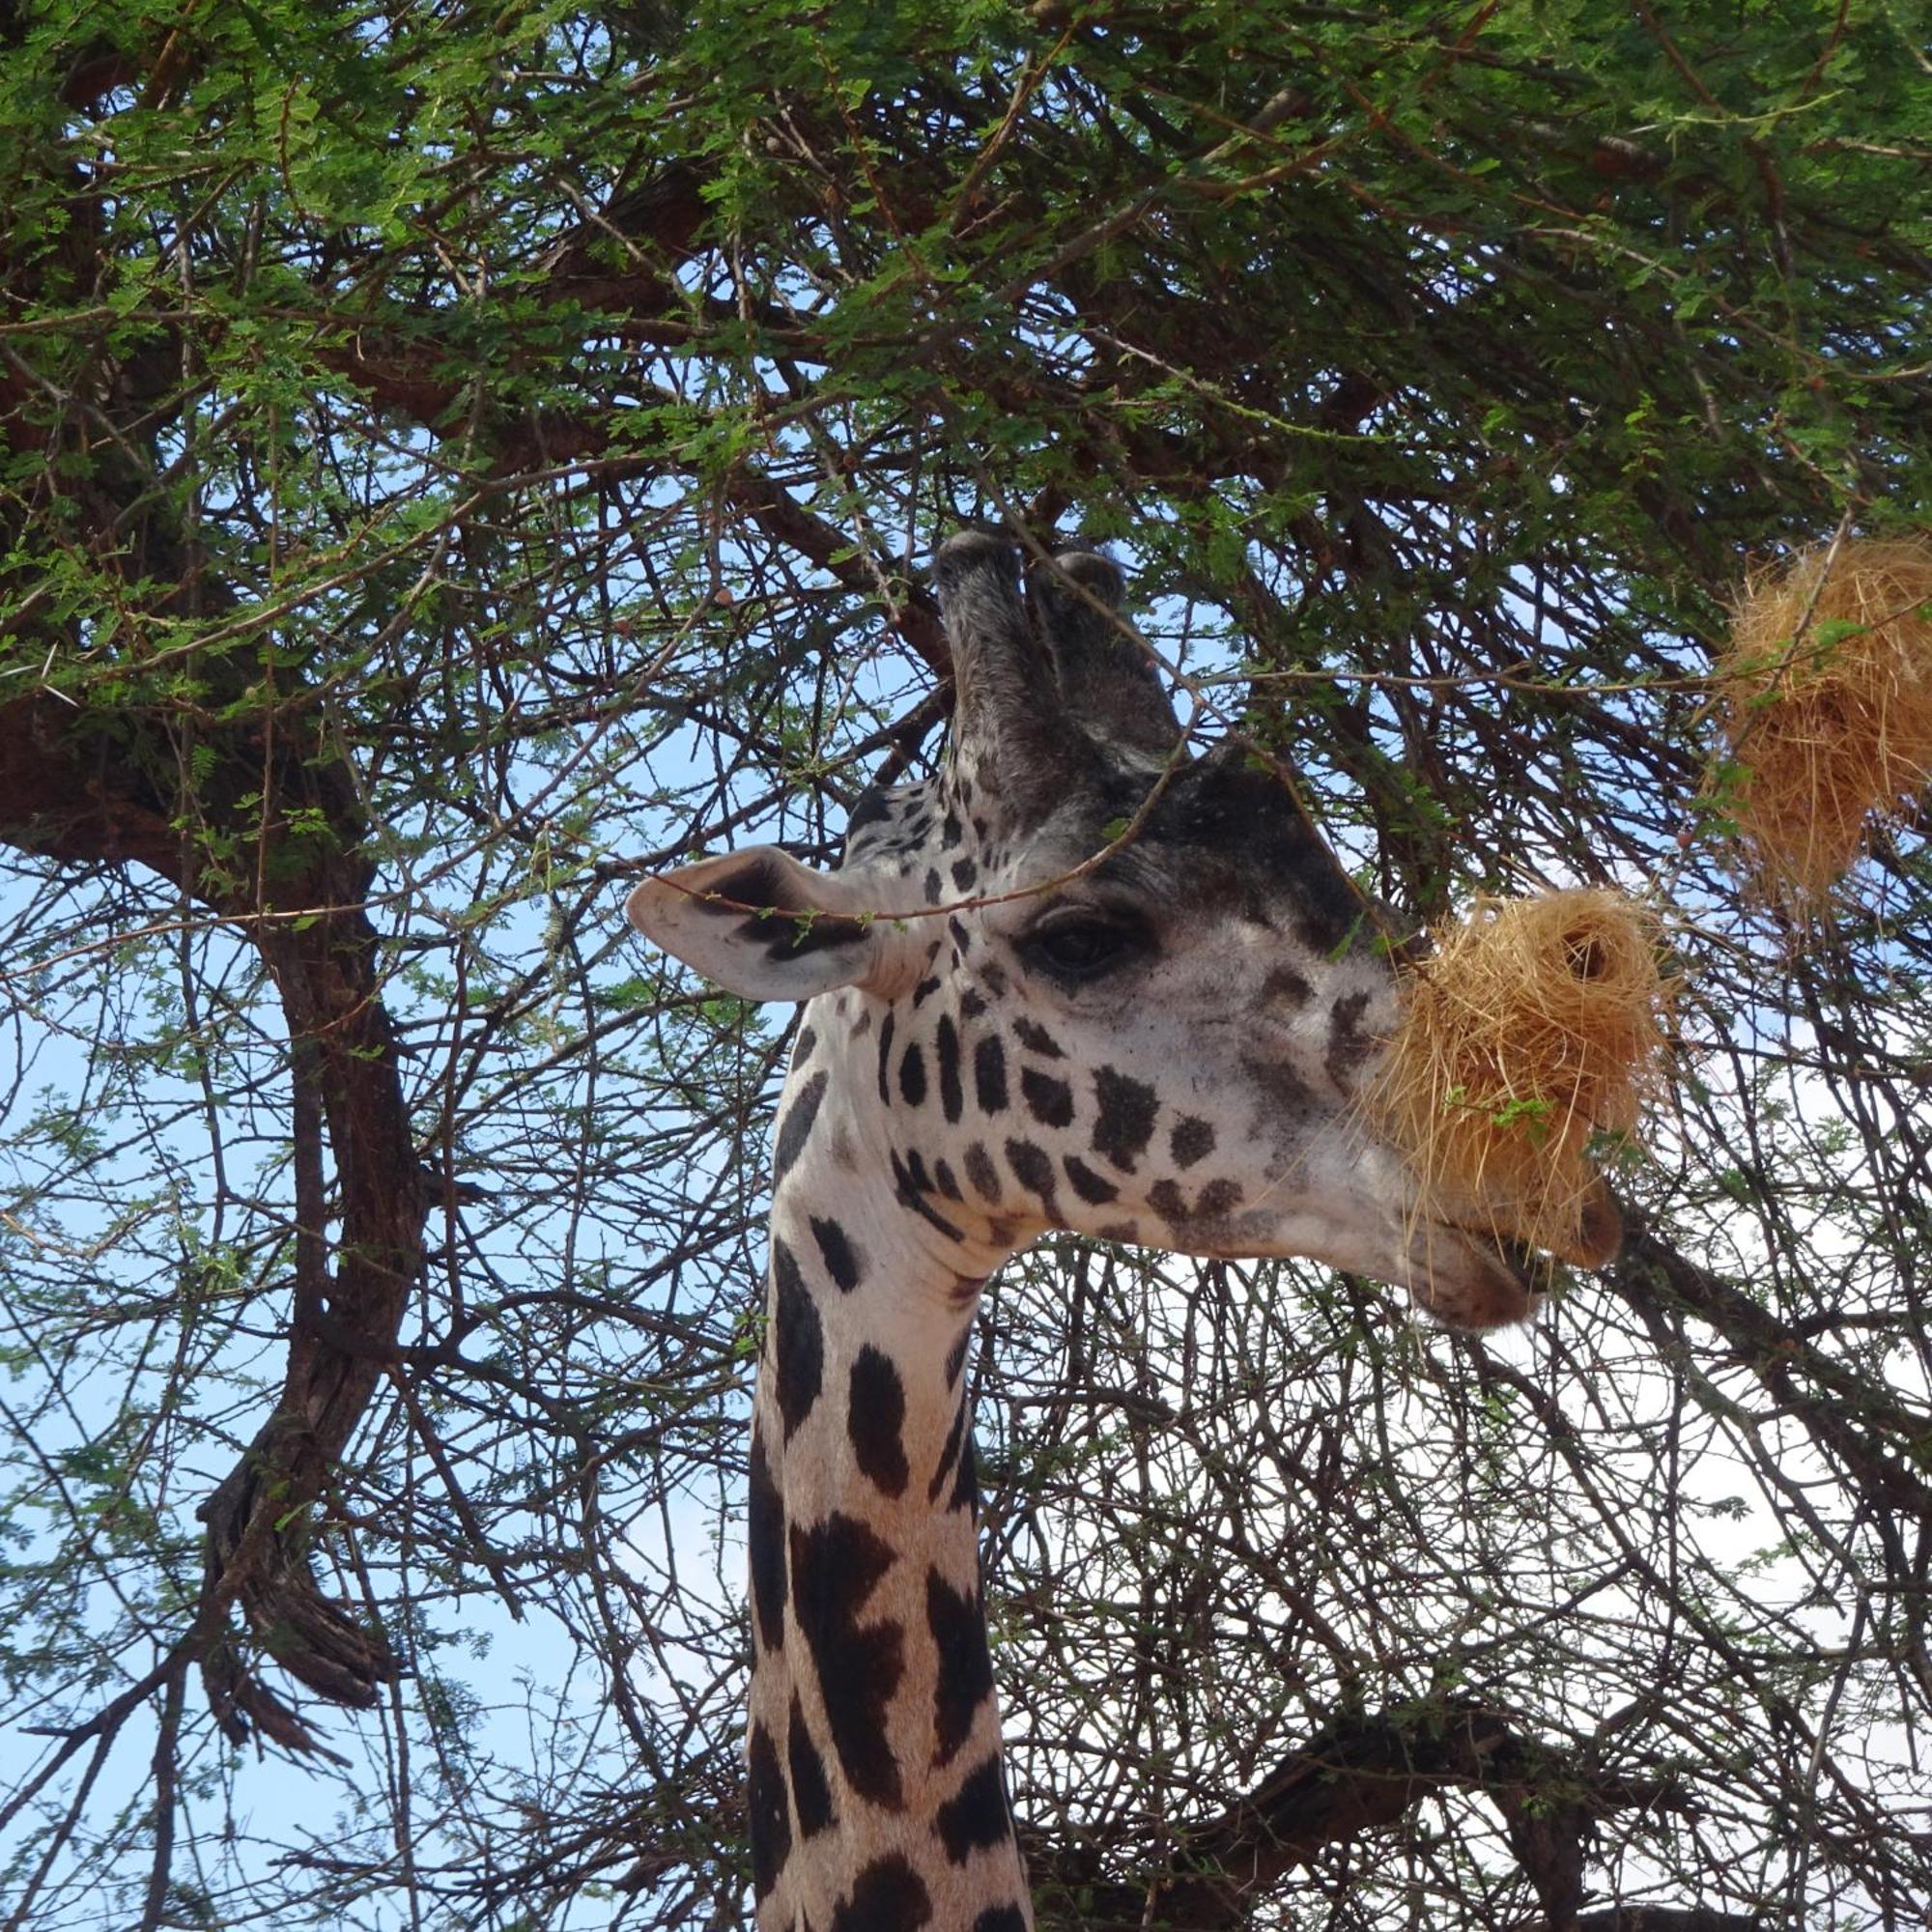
{"left": 626, "top": 531, "right": 1619, "bottom": 1932}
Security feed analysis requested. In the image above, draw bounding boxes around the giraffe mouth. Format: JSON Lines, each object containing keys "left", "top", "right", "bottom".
{"left": 1443, "top": 1173, "right": 1624, "bottom": 1279}
{"left": 1489, "top": 1233, "right": 1554, "bottom": 1292}
{"left": 1418, "top": 1196, "right": 1622, "bottom": 1330}
{"left": 1407, "top": 1223, "right": 1557, "bottom": 1331}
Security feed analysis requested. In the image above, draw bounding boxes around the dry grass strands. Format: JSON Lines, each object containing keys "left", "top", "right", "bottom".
{"left": 1371, "top": 890, "right": 1671, "bottom": 1264}
{"left": 1718, "top": 535, "right": 1932, "bottom": 911}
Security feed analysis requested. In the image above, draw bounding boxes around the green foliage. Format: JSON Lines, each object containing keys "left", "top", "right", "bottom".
{"left": 0, "top": 2, "right": 1927, "bottom": 1928}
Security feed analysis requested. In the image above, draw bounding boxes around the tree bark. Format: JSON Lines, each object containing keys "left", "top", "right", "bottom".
{"left": 1028, "top": 1695, "right": 1701, "bottom": 1931}
{"left": 0, "top": 685, "right": 424, "bottom": 1754}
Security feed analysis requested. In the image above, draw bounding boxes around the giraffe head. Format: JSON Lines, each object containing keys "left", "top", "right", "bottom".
{"left": 630, "top": 531, "right": 1618, "bottom": 1328}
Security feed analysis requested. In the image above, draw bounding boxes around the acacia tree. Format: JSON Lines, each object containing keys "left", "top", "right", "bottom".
{"left": 1, "top": 2, "right": 1928, "bottom": 1927}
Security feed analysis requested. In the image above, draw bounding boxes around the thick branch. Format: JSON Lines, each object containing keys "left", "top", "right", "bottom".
{"left": 1029, "top": 1697, "right": 1691, "bottom": 1931}
{"left": 1612, "top": 1216, "right": 1932, "bottom": 1529}
{"left": 0, "top": 685, "right": 425, "bottom": 1754}
{"left": 1517, "top": 1915, "right": 1760, "bottom": 1932}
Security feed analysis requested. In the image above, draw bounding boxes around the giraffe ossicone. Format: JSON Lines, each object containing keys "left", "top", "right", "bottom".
{"left": 627, "top": 531, "right": 1617, "bottom": 1931}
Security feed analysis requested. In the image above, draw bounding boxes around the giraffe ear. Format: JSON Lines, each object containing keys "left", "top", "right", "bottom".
{"left": 626, "top": 847, "right": 913, "bottom": 1003}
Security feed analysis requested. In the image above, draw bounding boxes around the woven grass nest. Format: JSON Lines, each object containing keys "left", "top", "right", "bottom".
{"left": 1718, "top": 535, "right": 1932, "bottom": 911}
{"left": 1371, "top": 889, "right": 1672, "bottom": 1264}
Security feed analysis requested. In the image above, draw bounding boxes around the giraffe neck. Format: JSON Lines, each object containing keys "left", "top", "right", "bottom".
{"left": 747, "top": 1004, "right": 1033, "bottom": 1932}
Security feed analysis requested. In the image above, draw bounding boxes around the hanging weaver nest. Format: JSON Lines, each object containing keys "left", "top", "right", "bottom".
{"left": 1370, "top": 890, "right": 1672, "bottom": 1264}
{"left": 1717, "top": 535, "right": 1932, "bottom": 911}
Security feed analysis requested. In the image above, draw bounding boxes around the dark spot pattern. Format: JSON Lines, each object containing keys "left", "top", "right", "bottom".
{"left": 973, "top": 1911, "right": 1029, "bottom": 1932}
{"left": 1091, "top": 1066, "right": 1158, "bottom": 1171}
{"left": 810, "top": 1214, "right": 864, "bottom": 1293}
{"left": 1005, "top": 1137, "right": 1060, "bottom": 1219}
{"left": 748, "top": 1719, "right": 790, "bottom": 1903}
{"left": 913, "top": 974, "right": 942, "bottom": 1006}
{"left": 849, "top": 1346, "right": 910, "bottom": 1497}
{"left": 847, "top": 786, "right": 893, "bottom": 836}
{"left": 935, "top": 1015, "right": 963, "bottom": 1122}
{"left": 877, "top": 1011, "right": 895, "bottom": 1107}
{"left": 952, "top": 1432, "right": 979, "bottom": 1517}
{"left": 830, "top": 1855, "right": 930, "bottom": 1932}
{"left": 1063, "top": 1154, "right": 1119, "bottom": 1205}
{"left": 795, "top": 1025, "right": 819, "bottom": 1065}
{"left": 891, "top": 1149, "right": 965, "bottom": 1242}
{"left": 740, "top": 905, "right": 869, "bottom": 966}
{"left": 937, "top": 1756, "right": 1011, "bottom": 1864}
{"left": 789, "top": 1514, "right": 905, "bottom": 1808}
{"left": 1147, "top": 1179, "right": 1186, "bottom": 1224}
{"left": 1244, "top": 1051, "right": 1315, "bottom": 1112}
{"left": 973, "top": 1036, "right": 1009, "bottom": 1114}
{"left": 772, "top": 1240, "right": 823, "bottom": 1442}
{"left": 927, "top": 1569, "right": 995, "bottom": 1767}
{"left": 788, "top": 1693, "right": 836, "bottom": 1838}
{"left": 923, "top": 867, "right": 943, "bottom": 905}
{"left": 748, "top": 1427, "right": 786, "bottom": 1653}
{"left": 945, "top": 1328, "right": 971, "bottom": 1388}
{"left": 1149, "top": 1177, "right": 1246, "bottom": 1226}
{"left": 1170, "top": 1115, "right": 1215, "bottom": 1168}
{"left": 1327, "top": 988, "right": 1374, "bottom": 1089}
{"left": 1198, "top": 1178, "right": 1245, "bottom": 1219}
{"left": 774, "top": 1071, "right": 829, "bottom": 1187}
{"left": 1012, "top": 1017, "right": 1064, "bottom": 1060}
{"left": 899, "top": 1044, "right": 927, "bottom": 1108}
{"left": 964, "top": 1141, "right": 1002, "bottom": 1203}
{"left": 951, "top": 856, "right": 979, "bottom": 890}
{"left": 1020, "top": 1066, "right": 1074, "bottom": 1129}
{"left": 697, "top": 861, "right": 785, "bottom": 917}
{"left": 933, "top": 1157, "right": 963, "bottom": 1201}
{"left": 1262, "top": 963, "right": 1314, "bottom": 1007}
{"left": 929, "top": 1399, "right": 967, "bottom": 1503}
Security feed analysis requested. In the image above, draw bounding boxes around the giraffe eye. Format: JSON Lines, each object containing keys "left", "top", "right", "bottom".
{"left": 1019, "top": 911, "right": 1148, "bottom": 981}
